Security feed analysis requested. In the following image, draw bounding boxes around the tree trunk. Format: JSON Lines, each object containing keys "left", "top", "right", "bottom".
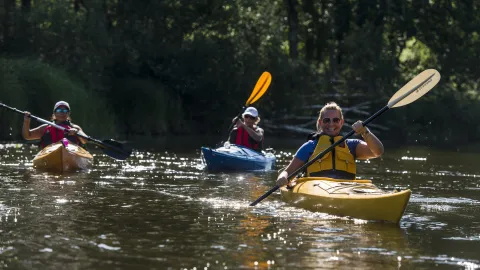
{"left": 74, "top": 0, "right": 84, "bottom": 12}
{"left": 302, "top": 0, "right": 317, "bottom": 60}
{"left": 1, "top": 0, "right": 14, "bottom": 50}
{"left": 21, "top": 0, "right": 30, "bottom": 12}
{"left": 315, "top": 0, "right": 328, "bottom": 63}
{"left": 284, "top": 0, "right": 299, "bottom": 59}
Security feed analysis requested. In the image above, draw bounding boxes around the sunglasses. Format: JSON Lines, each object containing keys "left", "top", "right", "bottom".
{"left": 54, "top": 108, "right": 70, "bottom": 113}
{"left": 321, "top": 117, "right": 341, "bottom": 124}
{"left": 244, "top": 115, "right": 257, "bottom": 120}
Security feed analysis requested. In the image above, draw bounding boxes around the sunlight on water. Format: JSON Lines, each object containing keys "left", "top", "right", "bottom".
{"left": 444, "top": 236, "right": 480, "bottom": 241}
{"left": 401, "top": 215, "right": 448, "bottom": 230}
{"left": 413, "top": 255, "right": 480, "bottom": 269}
{"left": 435, "top": 171, "right": 480, "bottom": 178}
{"left": 410, "top": 195, "right": 480, "bottom": 205}
{"left": 420, "top": 204, "right": 458, "bottom": 212}
{"left": 198, "top": 197, "right": 250, "bottom": 210}
{"left": 0, "top": 143, "right": 479, "bottom": 269}
{"left": 155, "top": 189, "right": 192, "bottom": 199}
{"left": 0, "top": 143, "right": 23, "bottom": 149}
{"left": 385, "top": 168, "right": 480, "bottom": 178}
{"left": 401, "top": 156, "right": 427, "bottom": 161}
{"left": 122, "top": 164, "right": 156, "bottom": 172}
{"left": 97, "top": 243, "right": 121, "bottom": 251}
{"left": 457, "top": 261, "right": 480, "bottom": 270}
{"left": 98, "top": 175, "right": 135, "bottom": 180}
{"left": 55, "top": 198, "right": 69, "bottom": 204}
{"left": 0, "top": 205, "right": 19, "bottom": 223}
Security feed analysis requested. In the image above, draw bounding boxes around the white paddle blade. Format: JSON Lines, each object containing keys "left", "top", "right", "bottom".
{"left": 388, "top": 69, "right": 441, "bottom": 108}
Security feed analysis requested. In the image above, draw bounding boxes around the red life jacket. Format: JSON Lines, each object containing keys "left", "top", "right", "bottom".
{"left": 40, "top": 122, "right": 81, "bottom": 149}
{"left": 235, "top": 127, "right": 262, "bottom": 151}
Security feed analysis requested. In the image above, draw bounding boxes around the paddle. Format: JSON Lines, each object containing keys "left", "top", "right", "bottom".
{"left": 249, "top": 69, "right": 441, "bottom": 206}
{"left": 222, "top": 72, "right": 272, "bottom": 145}
{"left": 0, "top": 102, "right": 132, "bottom": 160}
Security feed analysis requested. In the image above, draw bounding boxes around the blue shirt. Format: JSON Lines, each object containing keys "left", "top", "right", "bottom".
{"left": 295, "top": 139, "right": 362, "bottom": 162}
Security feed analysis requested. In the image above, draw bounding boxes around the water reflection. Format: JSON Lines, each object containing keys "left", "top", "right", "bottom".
{"left": 0, "top": 143, "right": 479, "bottom": 269}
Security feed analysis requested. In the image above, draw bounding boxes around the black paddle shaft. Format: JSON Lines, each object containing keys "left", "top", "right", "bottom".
{"left": 249, "top": 105, "right": 390, "bottom": 206}
{"left": 0, "top": 102, "right": 132, "bottom": 160}
{"left": 250, "top": 69, "right": 440, "bottom": 206}
{"left": 1, "top": 102, "right": 95, "bottom": 141}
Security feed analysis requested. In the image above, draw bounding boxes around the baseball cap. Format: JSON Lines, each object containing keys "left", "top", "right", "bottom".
{"left": 242, "top": 107, "right": 258, "bottom": 118}
{"left": 53, "top": 101, "right": 70, "bottom": 111}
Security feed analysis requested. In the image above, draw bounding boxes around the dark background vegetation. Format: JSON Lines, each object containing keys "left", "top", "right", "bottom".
{"left": 1, "top": 0, "right": 479, "bottom": 146}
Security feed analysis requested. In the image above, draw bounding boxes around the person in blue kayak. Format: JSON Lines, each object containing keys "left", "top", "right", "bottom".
{"left": 228, "top": 106, "right": 264, "bottom": 151}
{"left": 276, "top": 102, "right": 384, "bottom": 186}
{"left": 22, "top": 101, "right": 88, "bottom": 149}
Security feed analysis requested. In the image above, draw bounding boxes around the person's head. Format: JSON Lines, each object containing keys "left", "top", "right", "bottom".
{"left": 317, "top": 102, "right": 344, "bottom": 136}
{"left": 242, "top": 107, "right": 261, "bottom": 126}
{"left": 51, "top": 101, "right": 71, "bottom": 122}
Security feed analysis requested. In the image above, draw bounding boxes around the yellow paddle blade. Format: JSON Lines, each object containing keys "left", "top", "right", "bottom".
{"left": 388, "top": 69, "right": 441, "bottom": 108}
{"left": 245, "top": 71, "right": 272, "bottom": 106}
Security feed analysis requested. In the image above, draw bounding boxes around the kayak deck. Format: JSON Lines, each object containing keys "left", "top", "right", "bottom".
{"left": 32, "top": 139, "right": 93, "bottom": 172}
{"left": 201, "top": 144, "right": 275, "bottom": 171}
{"left": 280, "top": 177, "right": 411, "bottom": 223}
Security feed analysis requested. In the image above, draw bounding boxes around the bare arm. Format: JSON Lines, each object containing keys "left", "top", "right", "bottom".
{"left": 236, "top": 120, "right": 264, "bottom": 142}
{"left": 22, "top": 112, "right": 47, "bottom": 140}
{"left": 351, "top": 121, "right": 384, "bottom": 160}
{"left": 276, "top": 157, "right": 305, "bottom": 186}
{"left": 355, "top": 132, "right": 384, "bottom": 160}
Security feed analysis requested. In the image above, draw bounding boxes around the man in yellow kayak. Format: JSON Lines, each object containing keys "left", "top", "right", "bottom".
{"left": 276, "top": 102, "right": 384, "bottom": 186}
{"left": 228, "top": 106, "right": 264, "bottom": 151}
{"left": 22, "top": 101, "right": 88, "bottom": 148}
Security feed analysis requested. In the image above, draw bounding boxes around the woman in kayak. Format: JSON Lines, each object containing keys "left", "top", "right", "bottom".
{"left": 228, "top": 106, "right": 264, "bottom": 151}
{"left": 276, "top": 102, "right": 384, "bottom": 186}
{"left": 22, "top": 101, "right": 88, "bottom": 149}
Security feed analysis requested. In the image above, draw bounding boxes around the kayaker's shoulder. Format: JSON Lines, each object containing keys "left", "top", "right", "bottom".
{"left": 35, "top": 124, "right": 48, "bottom": 131}
{"left": 306, "top": 132, "right": 318, "bottom": 141}
{"left": 299, "top": 140, "right": 316, "bottom": 149}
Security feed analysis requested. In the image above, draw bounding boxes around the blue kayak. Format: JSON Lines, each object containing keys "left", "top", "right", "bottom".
{"left": 201, "top": 144, "right": 276, "bottom": 171}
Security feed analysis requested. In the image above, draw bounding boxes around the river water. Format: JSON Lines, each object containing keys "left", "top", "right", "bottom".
{"left": 0, "top": 140, "right": 479, "bottom": 269}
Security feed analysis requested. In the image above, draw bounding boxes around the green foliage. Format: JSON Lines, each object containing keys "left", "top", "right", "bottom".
{"left": 110, "top": 78, "right": 185, "bottom": 135}
{"left": 0, "top": 58, "right": 116, "bottom": 140}
{"left": 1, "top": 0, "right": 479, "bottom": 145}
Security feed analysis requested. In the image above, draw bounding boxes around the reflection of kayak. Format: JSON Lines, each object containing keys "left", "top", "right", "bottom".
{"left": 280, "top": 177, "right": 411, "bottom": 223}
{"left": 33, "top": 139, "right": 93, "bottom": 172}
{"left": 201, "top": 144, "right": 275, "bottom": 171}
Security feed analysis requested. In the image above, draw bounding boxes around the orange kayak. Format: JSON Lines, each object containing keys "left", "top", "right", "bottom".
{"left": 33, "top": 139, "right": 93, "bottom": 172}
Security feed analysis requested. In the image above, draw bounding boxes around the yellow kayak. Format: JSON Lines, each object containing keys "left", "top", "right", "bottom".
{"left": 33, "top": 139, "right": 93, "bottom": 172}
{"left": 280, "top": 177, "right": 411, "bottom": 223}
